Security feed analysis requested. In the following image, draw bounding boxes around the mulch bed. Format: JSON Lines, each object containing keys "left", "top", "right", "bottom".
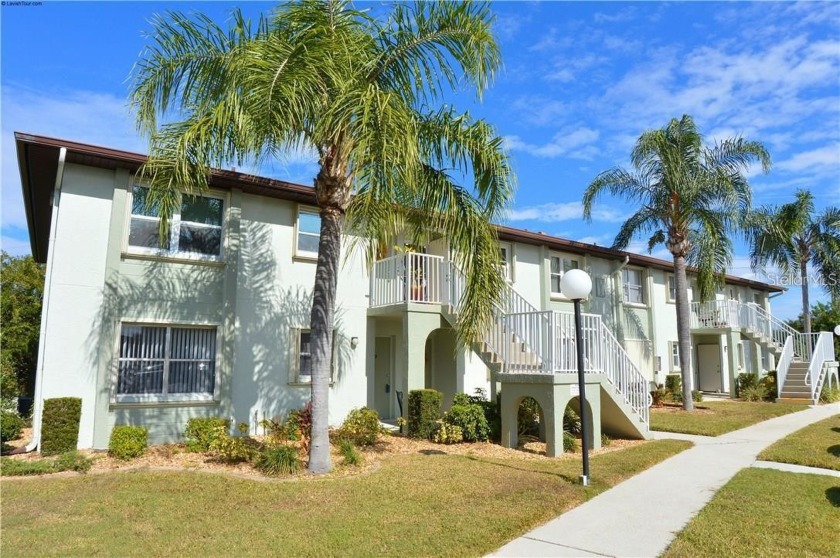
{"left": 2, "top": 427, "right": 646, "bottom": 481}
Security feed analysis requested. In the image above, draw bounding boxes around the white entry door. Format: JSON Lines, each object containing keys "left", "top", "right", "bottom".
{"left": 697, "top": 344, "right": 722, "bottom": 392}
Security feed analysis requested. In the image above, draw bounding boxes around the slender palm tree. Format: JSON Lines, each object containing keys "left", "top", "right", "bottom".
{"left": 131, "top": 1, "right": 513, "bottom": 473}
{"left": 583, "top": 115, "right": 770, "bottom": 411}
{"left": 748, "top": 190, "right": 840, "bottom": 335}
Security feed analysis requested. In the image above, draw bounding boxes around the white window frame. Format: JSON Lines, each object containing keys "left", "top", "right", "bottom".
{"left": 125, "top": 183, "right": 226, "bottom": 263}
{"left": 294, "top": 206, "right": 321, "bottom": 260}
{"left": 668, "top": 341, "right": 680, "bottom": 371}
{"left": 666, "top": 274, "right": 677, "bottom": 304}
{"left": 290, "top": 328, "right": 336, "bottom": 386}
{"left": 112, "top": 321, "right": 220, "bottom": 404}
{"left": 594, "top": 276, "right": 607, "bottom": 298}
{"left": 549, "top": 253, "right": 581, "bottom": 299}
{"left": 499, "top": 242, "right": 514, "bottom": 282}
{"left": 622, "top": 267, "right": 646, "bottom": 306}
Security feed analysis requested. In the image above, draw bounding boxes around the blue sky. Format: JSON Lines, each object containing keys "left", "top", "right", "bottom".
{"left": 1, "top": 1, "right": 838, "bottom": 319}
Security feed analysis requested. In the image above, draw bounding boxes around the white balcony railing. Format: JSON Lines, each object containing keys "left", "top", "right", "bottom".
{"left": 370, "top": 253, "right": 446, "bottom": 307}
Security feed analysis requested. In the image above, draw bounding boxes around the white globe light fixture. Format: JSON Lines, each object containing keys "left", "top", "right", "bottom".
{"left": 560, "top": 268, "right": 593, "bottom": 301}
{"left": 559, "top": 267, "right": 593, "bottom": 485}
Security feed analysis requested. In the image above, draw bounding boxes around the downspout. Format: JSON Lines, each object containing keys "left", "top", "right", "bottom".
{"left": 25, "top": 147, "right": 66, "bottom": 452}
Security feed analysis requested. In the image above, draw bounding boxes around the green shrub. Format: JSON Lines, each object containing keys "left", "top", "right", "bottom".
{"left": 336, "top": 407, "right": 381, "bottom": 446}
{"left": 184, "top": 417, "right": 229, "bottom": 452}
{"left": 108, "top": 426, "right": 148, "bottom": 461}
{"left": 563, "top": 407, "right": 582, "bottom": 435}
{"left": 53, "top": 451, "right": 93, "bottom": 473}
{"left": 651, "top": 384, "right": 667, "bottom": 407}
{"left": 205, "top": 424, "right": 258, "bottom": 463}
{"left": 665, "top": 374, "right": 682, "bottom": 396}
{"left": 563, "top": 432, "right": 578, "bottom": 453}
{"left": 692, "top": 390, "right": 703, "bottom": 403}
{"left": 286, "top": 402, "right": 313, "bottom": 446}
{"left": 601, "top": 433, "right": 611, "bottom": 447}
{"left": 759, "top": 372, "right": 777, "bottom": 401}
{"left": 442, "top": 402, "right": 490, "bottom": 442}
{"left": 255, "top": 445, "right": 300, "bottom": 476}
{"left": 736, "top": 372, "right": 759, "bottom": 397}
{"left": 338, "top": 438, "right": 361, "bottom": 466}
{"left": 518, "top": 397, "right": 541, "bottom": 437}
{"left": 740, "top": 384, "right": 769, "bottom": 402}
{"left": 1, "top": 411, "right": 24, "bottom": 444}
{"left": 0, "top": 354, "right": 20, "bottom": 413}
{"left": 432, "top": 421, "right": 463, "bottom": 444}
{"left": 819, "top": 385, "right": 840, "bottom": 403}
{"left": 407, "top": 389, "right": 442, "bottom": 439}
{"left": 40, "top": 397, "right": 82, "bottom": 456}
{"left": 469, "top": 389, "right": 501, "bottom": 441}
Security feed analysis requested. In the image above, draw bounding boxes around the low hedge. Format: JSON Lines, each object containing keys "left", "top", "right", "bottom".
{"left": 1, "top": 411, "right": 24, "bottom": 444}
{"left": 41, "top": 398, "right": 82, "bottom": 456}
{"left": 108, "top": 425, "right": 148, "bottom": 460}
{"left": 407, "top": 389, "right": 442, "bottom": 439}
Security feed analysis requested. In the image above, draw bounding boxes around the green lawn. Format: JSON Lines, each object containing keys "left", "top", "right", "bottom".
{"left": 650, "top": 400, "right": 806, "bottom": 436}
{"left": 758, "top": 414, "right": 840, "bottom": 471}
{"left": 0, "top": 440, "right": 689, "bottom": 557}
{"left": 664, "top": 468, "right": 840, "bottom": 558}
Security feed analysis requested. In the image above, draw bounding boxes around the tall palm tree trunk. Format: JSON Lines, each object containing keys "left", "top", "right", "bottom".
{"left": 673, "top": 254, "right": 695, "bottom": 411}
{"left": 308, "top": 204, "right": 342, "bottom": 474}
{"left": 800, "top": 258, "right": 811, "bottom": 336}
{"left": 309, "top": 150, "right": 351, "bottom": 474}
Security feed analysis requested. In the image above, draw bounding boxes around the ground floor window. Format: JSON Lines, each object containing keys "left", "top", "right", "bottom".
{"left": 291, "top": 328, "right": 337, "bottom": 384}
{"left": 117, "top": 324, "right": 217, "bottom": 398}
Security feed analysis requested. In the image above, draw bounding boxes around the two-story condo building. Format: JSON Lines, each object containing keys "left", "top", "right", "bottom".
{"left": 16, "top": 133, "right": 837, "bottom": 456}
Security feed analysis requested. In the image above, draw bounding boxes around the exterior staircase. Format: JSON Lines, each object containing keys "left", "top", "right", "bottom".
{"left": 370, "top": 253, "right": 652, "bottom": 437}
{"left": 690, "top": 299, "right": 838, "bottom": 405}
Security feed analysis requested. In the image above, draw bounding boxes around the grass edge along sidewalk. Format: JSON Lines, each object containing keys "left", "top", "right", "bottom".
{"left": 663, "top": 467, "right": 840, "bottom": 558}
{"left": 758, "top": 413, "right": 840, "bottom": 471}
{"left": 650, "top": 400, "right": 806, "bottom": 436}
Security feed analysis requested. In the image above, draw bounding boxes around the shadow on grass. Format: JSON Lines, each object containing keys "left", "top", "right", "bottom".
{"left": 826, "top": 487, "right": 840, "bottom": 507}
{"left": 461, "top": 454, "right": 581, "bottom": 484}
{"left": 419, "top": 449, "right": 446, "bottom": 456}
{"left": 831, "top": 427, "right": 840, "bottom": 434}
{"left": 828, "top": 444, "right": 840, "bottom": 458}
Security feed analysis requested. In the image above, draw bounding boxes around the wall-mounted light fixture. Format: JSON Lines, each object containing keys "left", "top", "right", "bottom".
{"left": 350, "top": 336, "right": 359, "bottom": 349}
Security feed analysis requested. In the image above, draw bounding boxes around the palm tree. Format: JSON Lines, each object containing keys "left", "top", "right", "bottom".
{"left": 748, "top": 190, "right": 840, "bottom": 335}
{"left": 131, "top": 1, "right": 513, "bottom": 473}
{"left": 583, "top": 115, "right": 770, "bottom": 411}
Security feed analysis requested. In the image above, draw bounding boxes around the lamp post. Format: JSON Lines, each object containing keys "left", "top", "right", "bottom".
{"left": 560, "top": 268, "right": 593, "bottom": 486}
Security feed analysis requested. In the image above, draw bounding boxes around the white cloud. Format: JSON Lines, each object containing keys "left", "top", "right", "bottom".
{"left": 505, "top": 127, "right": 600, "bottom": 159}
{"left": 508, "top": 201, "right": 624, "bottom": 223}
{"left": 776, "top": 144, "right": 840, "bottom": 173}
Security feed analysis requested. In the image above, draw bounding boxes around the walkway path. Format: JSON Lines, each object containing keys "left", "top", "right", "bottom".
{"left": 491, "top": 403, "right": 840, "bottom": 558}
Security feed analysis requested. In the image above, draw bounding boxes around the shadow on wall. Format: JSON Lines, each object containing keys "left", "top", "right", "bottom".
{"left": 86, "top": 219, "right": 353, "bottom": 442}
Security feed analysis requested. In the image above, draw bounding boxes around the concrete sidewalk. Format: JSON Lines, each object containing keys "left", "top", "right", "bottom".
{"left": 491, "top": 403, "right": 840, "bottom": 558}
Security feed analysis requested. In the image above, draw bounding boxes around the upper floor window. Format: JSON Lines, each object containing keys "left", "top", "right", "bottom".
{"left": 128, "top": 185, "right": 224, "bottom": 260}
{"left": 550, "top": 254, "right": 580, "bottom": 296}
{"left": 116, "top": 324, "right": 217, "bottom": 401}
{"left": 666, "top": 275, "right": 677, "bottom": 303}
{"left": 499, "top": 243, "right": 513, "bottom": 282}
{"left": 622, "top": 268, "right": 645, "bottom": 305}
{"left": 296, "top": 208, "right": 321, "bottom": 259}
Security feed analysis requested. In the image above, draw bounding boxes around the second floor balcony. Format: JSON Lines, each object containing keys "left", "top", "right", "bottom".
{"left": 370, "top": 253, "right": 456, "bottom": 308}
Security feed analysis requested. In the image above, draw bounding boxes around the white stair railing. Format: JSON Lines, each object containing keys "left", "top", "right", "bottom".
{"left": 805, "top": 332, "right": 835, "bottom": 400}
{"left": 775, "top": 336, "right": 794, "bottom": 399}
